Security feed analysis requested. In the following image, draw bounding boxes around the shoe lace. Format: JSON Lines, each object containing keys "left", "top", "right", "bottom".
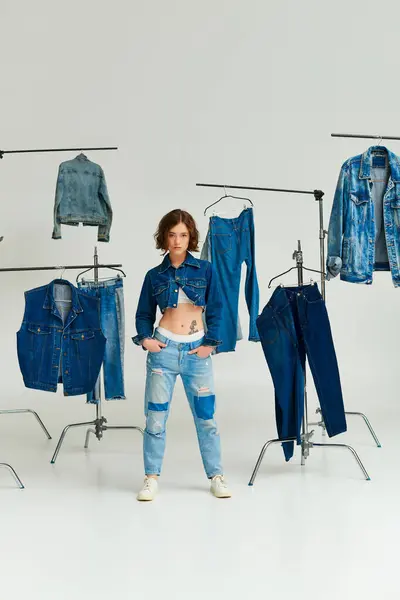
{"left": 144, "top": 478, "right": 154, "bottom": 490}
{"left": 213, "top": 475, "right": 227, "bottom": 488}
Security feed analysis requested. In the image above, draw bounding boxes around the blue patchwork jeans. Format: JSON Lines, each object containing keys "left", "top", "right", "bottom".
{"left": 143, "top": 330, "right": 223, "bottom": 478}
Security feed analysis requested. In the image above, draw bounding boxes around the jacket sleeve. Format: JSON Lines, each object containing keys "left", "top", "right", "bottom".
{"left": 326, "top": 162, "right": 349, "bottom": 280}
{"left": 52, "top": 165, "right": 63, "bottom": 240}
{"left": 97, "top": 168, "right": 113, "bottom": 243}
{"left": 132, "top": 271, "right": 157, "bottom": 347}
{"left": 203, "top": 262, "right": 223, "bottom": 347}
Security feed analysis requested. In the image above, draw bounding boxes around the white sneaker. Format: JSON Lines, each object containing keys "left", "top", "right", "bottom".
{"left": 210, "top": 475, "right": 232, "bottom": 498}
{"left": 137, "top": 477, "right": 158, "bottom": 501}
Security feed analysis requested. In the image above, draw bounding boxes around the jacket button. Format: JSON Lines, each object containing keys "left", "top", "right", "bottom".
{"left": 64, "top": 352, "right": 67, "bottom": 356}
{"left": 173, "top": 304, "right": 177, "bottom": 307}
{"left": 64, "top": 335, "right": 67, "bottom": 339}
{"left": 175, "top": 289, "right": 178, "bottom": 292}
{"left": 81, "top": 335, "right": 84, "bottom": 339}
{"left": 37, "top": 327, "right": 41, "bottom": 332}
{"left": 65, "top": 370, "right": 69, "bottom": 375}
{"left": 65, "top": 392, "right": 69, "bottom": 396}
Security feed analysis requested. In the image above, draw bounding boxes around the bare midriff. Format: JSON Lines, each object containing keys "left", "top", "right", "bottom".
{"left": 159, "top": 304, "right": 204, "bottom": 336}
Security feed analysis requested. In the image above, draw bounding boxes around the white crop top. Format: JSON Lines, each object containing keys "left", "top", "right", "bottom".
{"left": 178, "top": 287, "right": 194, "bottom": 305}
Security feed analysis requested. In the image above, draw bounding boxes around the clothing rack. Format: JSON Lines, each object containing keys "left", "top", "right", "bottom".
{"left": 248, "top": 241, "right": 370, "bottom": 483}
{"left": 196, "top": 182, "right": 326, "bottom": 298}
{"left": 48, "top": 247, "right": 143, "bottom": 464}
{"left": 331, "top": 133, "right": 400, "bottom": 141}
{"left": 0, "top": 247, "right": 143, "bottom": 467}
{"left": 197, "top": 182, "right": 381, "bottom": 455}
{"left": 0, "top": 145, "right": 120, "bottom": 485}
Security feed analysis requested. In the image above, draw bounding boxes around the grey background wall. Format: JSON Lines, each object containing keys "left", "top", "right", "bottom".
{"left": 0, "top": 0, "right": 397, "bottom": 451}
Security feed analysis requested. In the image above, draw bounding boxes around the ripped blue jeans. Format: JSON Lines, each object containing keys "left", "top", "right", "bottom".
{"left": 143, "top": 330, "right": 222, "bottom": 478}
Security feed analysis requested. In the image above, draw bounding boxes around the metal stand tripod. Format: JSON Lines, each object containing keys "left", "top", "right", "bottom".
{"left": 51, "top": 247, "right": 144, "bottom": 464}
{"left": 248, "top": 242, "right": 371, "bottom": 485}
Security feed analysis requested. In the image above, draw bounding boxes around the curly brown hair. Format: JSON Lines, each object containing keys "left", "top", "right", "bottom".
{"left": 154, "top": 209, "right": 200, "bottom": 254}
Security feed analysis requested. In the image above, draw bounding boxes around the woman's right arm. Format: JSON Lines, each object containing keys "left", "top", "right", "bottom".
{"left": 132, "top": 271, "right": 157, "bottom": 347}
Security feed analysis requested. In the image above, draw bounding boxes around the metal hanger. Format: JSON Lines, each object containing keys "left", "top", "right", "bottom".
{"left": 268, "top": 265, "right": 324, "bottom": 288}
{"left": 204, "top": 185, "right": 254, "bottom": 216}
{"left": 76, "top": 149, "right": 88, "bottom": 160}
{"left": 76, "top": 265, "right": 126, "bottom": 283}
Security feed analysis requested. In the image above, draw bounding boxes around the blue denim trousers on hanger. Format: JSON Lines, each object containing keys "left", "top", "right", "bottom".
{"left": 143, "top": 329, "right": 223, "bottom": 478}
{"left": 78, "top": 277, "right": 125, "bottom": 403}
{"left": 200, "top": 208, "right": 260, "bottom": 353}
{"left": 256, "top": 284, "right": 347, "bottom": 461}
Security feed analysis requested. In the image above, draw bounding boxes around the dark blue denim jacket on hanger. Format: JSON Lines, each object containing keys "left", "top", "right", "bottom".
{"left": 132, "top": 252, "right": 223, "bottom": 348}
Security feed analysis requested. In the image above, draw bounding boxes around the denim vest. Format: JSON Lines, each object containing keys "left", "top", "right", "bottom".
{"left": 17, "top": 280, "right": 106, "bottom": 396}
{"left": 132, "top": 253, "right": 223, "bottom": 347}
{"left": 52, "top": 154, "right": 113, "bottom": 242}
{"left": 327, "top": 146, "right": 400, "bottom": 286}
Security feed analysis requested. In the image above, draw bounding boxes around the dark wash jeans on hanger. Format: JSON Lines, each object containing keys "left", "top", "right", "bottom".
{"left": 78, "top": 277, "right": 125, "bottom": 403}
{"left": 256, "top": 284, "right": 347, "bottom": 461}
{"left": 201, "top": 207, "right": 260, "bottom": 353}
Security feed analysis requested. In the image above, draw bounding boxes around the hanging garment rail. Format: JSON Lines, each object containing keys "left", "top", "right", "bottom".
{"left": 196, "top": 182, "right": 323, "bottom": 197}
{"left": 197, "top": 180, "right": 381, "bottom": 449}
{"left": 331, "top": 133, "right": 400, "bottom": 141}
{"left": 0, "top": 146, "right": 118, "bottom": 159}
{"left": 0, "top": 263, "right": 122, "bottom": 273}
{"left": 196, "top": 182, "right": 326, "bottom": 296}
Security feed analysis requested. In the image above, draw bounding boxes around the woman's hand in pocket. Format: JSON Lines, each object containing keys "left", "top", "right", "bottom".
{"left": 142, "top": 338, "right": 167, "bottom": 353}
{"left": 188, "top": 345, "right": 213, "bottom": 359}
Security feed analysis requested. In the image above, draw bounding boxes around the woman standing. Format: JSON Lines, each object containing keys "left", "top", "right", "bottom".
{"left": 132, "top": 209, "right": 231, "bottom": 501}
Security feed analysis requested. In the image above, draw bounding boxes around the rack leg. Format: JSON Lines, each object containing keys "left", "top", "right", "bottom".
{"left": 0, "top": 409, "right": 52, "bottom": 439}
{"left": 345, "top": 412, "right": 381, "bottom": 448}
{"left": 0, "top": 463, "right": 24, "bottom": 489}
{"left": 84, "top": 429, "right": 97, "bottom": 449}
{"left": 51, "top": 421, "right": 96, "bottom": 464}
{"left": 309, "top": 408, "right": 381, "bottom": 448}
{"left": 84, "top": 425, "right": 144, "bottom": 449}
{"left": 312, "top": 442, "right": 370, "bottom": 480}
{"left": 248, "top": 437, "right": 296, "bottom": 486}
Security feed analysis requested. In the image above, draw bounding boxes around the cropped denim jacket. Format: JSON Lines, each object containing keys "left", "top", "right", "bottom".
{"left": 52, "top": 154, "right": 113, "bottom": 242}
{"left": 132, "top": 253, "right": 223, "bottom": 347}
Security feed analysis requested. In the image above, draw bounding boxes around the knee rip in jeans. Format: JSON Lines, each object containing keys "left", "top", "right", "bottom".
{"left": 146, "top": 410, "right": 167, "bottom": 435}
{"left": 194, "top": 387, "right": 215, "bottom": 420}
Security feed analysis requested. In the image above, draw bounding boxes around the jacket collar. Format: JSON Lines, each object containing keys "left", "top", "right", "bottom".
{"left": 43, "top": 279, "right": 83, "bottom": 314}
{"left": 359, "top": 146, "right": 400, "bottom": 182}
{"left": 159, "top": 252, "right": 201, "bottom": 273}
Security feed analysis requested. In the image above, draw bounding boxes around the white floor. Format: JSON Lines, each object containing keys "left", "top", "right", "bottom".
{"left": 0, "top": 383, "right": 396, "bottom": 600}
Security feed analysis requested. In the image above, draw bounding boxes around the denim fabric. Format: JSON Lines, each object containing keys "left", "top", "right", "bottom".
{"left": 132, "top": 252, "right": 223, "bottom": 348}
{"left": 200, "top": 208, "right": 260, "bottom": 353}
{"left": 52, "top": 154, "right": 113, "bottom": 243}
{"left": 143, "top": 330, "right": 223, "bottom": 478}
{"left": 256, "top": 284, "right": 347, "bottom": 461}
{"left": 17, "top": 280, "right": 106, "bottom": 396}
{"left": 78, "top": 277, "right": 125, "bottom": 403}
{"left": 201, "top": 233, "right": 243, "bottom": 342}
{"left": 327, "top": 146, "right": 400, "bottom": 286}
